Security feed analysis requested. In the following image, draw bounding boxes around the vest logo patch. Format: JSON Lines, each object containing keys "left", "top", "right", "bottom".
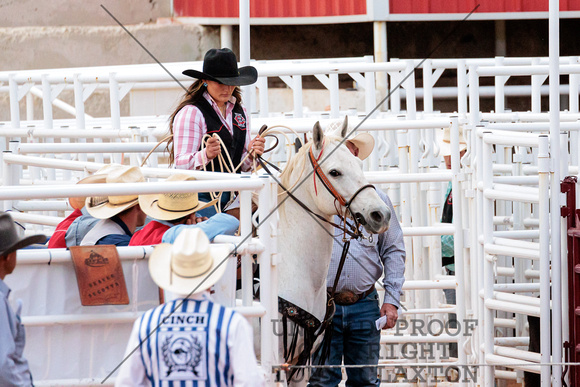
{"left": 234, "top": 112, "right": 246, "bottom": 128}
{"left": 159, "top": 331, "right": 207, "bottom": 381}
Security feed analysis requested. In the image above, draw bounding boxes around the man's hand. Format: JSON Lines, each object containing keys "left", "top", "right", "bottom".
{"left": 249, "top": 135, "right": 265, "bottom": 158}
{"left": 184, "top": 214, "right": 208, "bottom": 225}
{"left": 206, "top": 134, "right": 221, "bottom": 160}
{"left": 380, "top": 303, "right": 398, "bottom": 330}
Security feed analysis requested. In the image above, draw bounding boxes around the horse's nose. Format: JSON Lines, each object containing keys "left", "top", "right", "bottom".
{"left": 370, "top": 210, "right": 384, "bottom": 224}
{"left": 370, "top": 207, "right": 391, "bottom": 227}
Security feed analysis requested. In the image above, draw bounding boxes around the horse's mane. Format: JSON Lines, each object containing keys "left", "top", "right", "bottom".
{"left": 279, "top": 134, "right": 344, "bottom": 188}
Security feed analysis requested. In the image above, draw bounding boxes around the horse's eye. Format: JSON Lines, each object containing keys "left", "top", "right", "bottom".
{"left": 329, "top": 169, "right": 341, "bottom": 177}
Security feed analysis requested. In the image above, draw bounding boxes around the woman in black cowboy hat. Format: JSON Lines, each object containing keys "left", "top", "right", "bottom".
{"left": 167, "top": 48, "right": 265, "bottom": 217}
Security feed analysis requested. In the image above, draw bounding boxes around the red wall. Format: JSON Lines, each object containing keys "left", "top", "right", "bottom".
{"left": 389, "top": 0, "right": 580, "bottom": 14}
{"left": 173, "top": 0, "right": 366, "bottom": 18}
{"left": 174, "top": 0, "right": 580, "bottom": 19}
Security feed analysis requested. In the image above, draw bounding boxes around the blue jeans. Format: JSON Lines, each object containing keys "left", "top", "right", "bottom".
{"left": 308, "top": 289, "right": 381, "bottom": 387}
{"left": 196, "top": 191, "right": 231, "bottom": 218}
{"left": 443, "top": 269, "right": 458, "bottom": 358}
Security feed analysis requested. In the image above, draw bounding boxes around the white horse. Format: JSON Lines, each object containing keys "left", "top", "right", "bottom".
{"left": 270, "top": 117, "right": 391, "bottom": 385}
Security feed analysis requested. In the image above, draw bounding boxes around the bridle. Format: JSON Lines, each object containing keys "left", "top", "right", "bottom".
{"left": 308, "top": 144, "right": 376, "bottom": 241}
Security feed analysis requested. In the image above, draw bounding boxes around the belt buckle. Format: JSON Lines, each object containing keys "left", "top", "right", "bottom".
{"left": 334, "top": 290, "right": 360, "bottom": 305}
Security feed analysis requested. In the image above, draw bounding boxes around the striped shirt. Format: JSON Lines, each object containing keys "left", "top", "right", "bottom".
{"left": 173, "top": 92, "right": 252, "bottom": 172}
{"left": 326, "top": 188, "right": 406, "bottom": 307}
{"left": 116, "top": 292, "right": 264, "bottom": 387}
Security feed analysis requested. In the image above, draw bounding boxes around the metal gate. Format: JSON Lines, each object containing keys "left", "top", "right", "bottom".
{"left": 562, "top": 176, "right": 580, "bottom": 386}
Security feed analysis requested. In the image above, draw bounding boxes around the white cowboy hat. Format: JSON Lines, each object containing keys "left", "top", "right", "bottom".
{"left": 139, "top": 174, "right": 218, "bottom": 221}
{"left": 437, "top": 125, "right": 467, "bottom": 157}
{"left": 68, "top": 164, "right": 123, "bottom": 210}
{"left": 148, "top": 228, "right": 232, "bottom": 295}
{"left": 85, "top": 165, "right": 145, "bottom": 219}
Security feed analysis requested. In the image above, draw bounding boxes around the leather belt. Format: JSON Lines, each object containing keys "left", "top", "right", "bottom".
{"left": 329, "top": 285, "right": 375, "bottom": 306}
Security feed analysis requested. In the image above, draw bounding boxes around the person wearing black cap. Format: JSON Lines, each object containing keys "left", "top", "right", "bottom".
{"left": 0, "top": 213, "right": 45, "bottom": 386}
{"left": 167, "top": 48, "right": 265, "bottom": 217}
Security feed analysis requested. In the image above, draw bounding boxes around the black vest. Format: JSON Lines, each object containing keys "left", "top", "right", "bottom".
{"left": 194, "top": 98, "right": 247, "bottom": 173}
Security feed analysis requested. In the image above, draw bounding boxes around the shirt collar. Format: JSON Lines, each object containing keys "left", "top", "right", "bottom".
{"left": 111, "top": 215, "right": 132, "bottom": 236}
{"left": 203, "top": 91, "right": 236, "bottom": 108}
{"left": 155, "top": 219, "right": 174, "bottom": 228}
{"left": 169, "top": 289, "right": 210, "bottom": 301}
{"left": 0, "top": 278, "right": 10, "bottom": 299}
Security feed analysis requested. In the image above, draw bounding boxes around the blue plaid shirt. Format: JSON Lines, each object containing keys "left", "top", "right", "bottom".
{"left": 327, "top": 188, "right": 406, "bottom": 307}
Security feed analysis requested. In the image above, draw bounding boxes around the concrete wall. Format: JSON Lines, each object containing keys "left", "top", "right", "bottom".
{"left": 0, "top": 0, "right": 171, "bottom": 27}
{"left": 0, "top": 21, "right": 220, "bottom": 122}
{"left": 0, "top": 23, "right": 218, "bottom": 71}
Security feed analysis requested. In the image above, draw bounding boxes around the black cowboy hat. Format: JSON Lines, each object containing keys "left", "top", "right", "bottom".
{"left": 182, "top": 48, "right": 258, "bottom": 86}
{"left": 0, "top": 213, "right": 46, "bottom": 257}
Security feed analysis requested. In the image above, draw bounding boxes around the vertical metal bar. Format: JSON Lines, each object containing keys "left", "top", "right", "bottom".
{"left": 26, "top": 91, "right": 34, "bottom": 121}
{"left": 482, "top": 131, "right": 495, "bottom": 386}
{"left": 41, "top": 75, "right": 56, "bottom": 181}
{"left": 109, "top": 73, "right": 122, "bottom": 164}
{"left": 257, "top": 68, "right": 269, "bottom": 118}
{"left": 373, "top": 21, "right": 388, "bottom": 101}
{"left": 469, "top": 66, "right": 480, "bottom": 127}
{"left": 9, "top": 74, "right": 20, "bottom": 132}
{"left": 2, "top": 151, "right": 13, "bottom": 211}
{"left": 329, "top": 73, "right": 339, "bottom": 119}
{"left": 293, "top": 75, "right": 303, "bottom": 118}
{"left": 457, "top": 59, "right": 467, "bottom": 116}
{"left": 549, "top": 0, "right": 563, "bottom": 383}
{"left": 423, "top": 59, "right": 433, "bottom": 113}
{"left": 240, "top": 186, "right": 253, "bottom": 306}
{"left": 531, "top": 58, "right": 542, "bottom": 113}
{"left": 494, "top": 56, "right": 505, "bottom": 113}
{"left": 74, "top": 74, "right": 87, "bottom": 163}
{"left": 538, "top": 135, "right": 552, "bottom": 386}
{"left": 258, "top": 176, "right": 275, "bottom": 384}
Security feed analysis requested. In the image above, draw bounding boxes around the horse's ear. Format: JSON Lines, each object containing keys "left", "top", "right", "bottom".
{"left": 340, "top": 116, "right": 348, "bottom": 138}
{"left": 313, "top": 121, "right": 324, "bottom": 150}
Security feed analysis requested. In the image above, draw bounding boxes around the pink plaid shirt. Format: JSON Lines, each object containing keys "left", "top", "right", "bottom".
{"left": 173, "top": 92, "right": 252, "bottom": 171}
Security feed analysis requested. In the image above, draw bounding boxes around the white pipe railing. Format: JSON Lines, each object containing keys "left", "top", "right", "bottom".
{"left": 3, "top": 54, "right": 580, "bottom": 386}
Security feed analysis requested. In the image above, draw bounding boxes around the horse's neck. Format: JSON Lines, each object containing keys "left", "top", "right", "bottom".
{"left": 278, "top": 196, "right": 334, "bottom": 322}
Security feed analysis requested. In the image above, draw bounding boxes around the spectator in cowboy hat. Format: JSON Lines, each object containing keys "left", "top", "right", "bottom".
{"left": 129, "top": 173, "right": 239, "bottom": 246}
{"left": 0, "top": 213, "right": 46, "bottom": 386}
{"left": 166, "top": 48, "right": 266, "bottom": 217}
{"left": 116, "top": 228, "right": 264, "bottom": 386}
{"left": 48, "top": 165, "right": 120, "bottom": 249}
{"left": 80, "top": 165, "right": 147, "bottom": 247}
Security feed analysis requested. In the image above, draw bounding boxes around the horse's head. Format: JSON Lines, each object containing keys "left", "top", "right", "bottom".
{"left": 301, "top": 117, "right": 391, "bottom": 234}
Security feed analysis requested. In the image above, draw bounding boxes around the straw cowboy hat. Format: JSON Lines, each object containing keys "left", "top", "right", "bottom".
{"left": 182, "top": 48, "right": 258, "bottom": 86}
{"left": 438, "top": 125, "right": 467, "bottom": 157}
{"left": 138, "top": 174, "right": 218, "bottom": 221}
{"left": 85, "top": 165, "right": 145, "bottom": 219}
{"left": 346, "top": 133, "right": 375, "bottom": 160}
{"left": 68, "top": 164, "right": 123, "bottom": 210}
{"left": 149, "top": 228, "right": 232, "bottom": 295}
{"left": 0, "top": 213, "right": 45, "bottom": 257}
{"left": 326, "top": 119, "right": 375, "bottom": 160}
